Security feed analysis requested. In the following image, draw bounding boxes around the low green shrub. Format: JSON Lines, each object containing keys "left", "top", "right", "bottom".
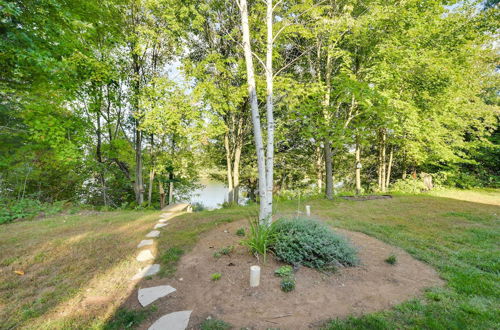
{"left": 213, "top": 245, "right": 234, "bottom": 258}
{"left": 0, "top": 199, "right": 66, "bottom": 224}
{"left": 272, "top": 218, "right": 358, "bottom": 270}
{"left": 385, "top": 254, "right": 397, "bottom": 265}
{"left": 391, "top": 178, "right": 427, "bottom": 193}
{"left": 280, "top": 277, "right": 296, "bottom": 292}
{"left": 235, "top": 228, "right": 245, "bottom": 236}
{"left": 192, "top": 202, "right": 207, "bottom": 212}
{"left": 274, "top": 265, "right": 293, "bottom": 277}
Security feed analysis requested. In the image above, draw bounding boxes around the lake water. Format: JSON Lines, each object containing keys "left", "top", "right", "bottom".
{"left": 189, "top": 179, "right": 229, "bottom": 209}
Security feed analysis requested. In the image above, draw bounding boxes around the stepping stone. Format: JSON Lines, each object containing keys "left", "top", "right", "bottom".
{"left": 136, "top": 249, "right": 154, "bottom": 262}
{"left": 154, "top": 223, "right": 168, "bottom": 229}
{"left": 158, "top": 219, "right": 167, "bottom": 223}
{"left": 148, "top": 310, "right": 192, "bottom": 330}
{"left": 138, "top": 285, "right": 176, "bottom": 307}
{"left": 146, "top": 230, "right": 160, "bottom": 238}
{"left": 137, "top": 239, "right": 154, "bottom": 248}
{"left": 131, "top": 264, "right": 160, "bottom": 280}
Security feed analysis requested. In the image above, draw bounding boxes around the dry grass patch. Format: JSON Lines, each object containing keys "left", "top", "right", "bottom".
{"left": 0, "top": 210, "right": 157, "bottom": 329}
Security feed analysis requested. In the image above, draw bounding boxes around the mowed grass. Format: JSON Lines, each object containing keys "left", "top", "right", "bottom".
{"left": 305, "top": 194, "right": 499, "bottom": 329}
{"left": 0, "top": 210, "right": 158, "bottom": 329}
{"left": 0, "top": 190, "right": 499, "bottom": 329}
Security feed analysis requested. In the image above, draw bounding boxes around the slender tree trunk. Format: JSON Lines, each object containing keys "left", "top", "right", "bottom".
{"left": 224, "top": 133, "right": 234, "bottom": 203}
{"left": 324, "top": 141, "right": 333, "bottom": 199}
{"left": 148, "top": 169, "right": 155, "bottom": 206}
{"left": 323, "top": 47, "right": 333, "bottom": 200}
{"left": 233, "top": 143, "right": 242, "bottom": 204}
{"left": 386, "top": 146, "right": 393, "bottom": 189}
{"left": 134, "top": 121, "right": 144, "bottom": 204}
{"left": 239, "top": 0, "right": 268, "bottom": 223}
{"left": 355, "top": 135, "right": 361, "bottom": 195}
{"left": 316, "top": 146, "right": 323, "bottom": 191}
{"left": 264, "top": 0, "right": 275, "bottom": 221}
{"left": 159, "top": 181, "right": 165, "bottom": 209}
{"left": 380, "top": 129, "right": 386, "bottom": 192}
{"left": 168, "top": 172, "right": 174, "bottom": 205}
{"left": 96, "top": 110, "right": 108, "bottom": 206}
{"left": 148, "top": 134, "right": 154, "bottom": 206}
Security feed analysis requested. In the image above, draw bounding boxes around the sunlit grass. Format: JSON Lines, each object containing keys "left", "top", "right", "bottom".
{"left": 1, "top": 190, "right": 499, "bottom": 329}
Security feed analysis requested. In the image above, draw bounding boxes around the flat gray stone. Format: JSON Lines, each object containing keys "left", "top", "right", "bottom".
{"left": 154, "top": 223, "right": 168, "bottom": 229}
{"left": 146, "top": 230, "right": 160, "bottom": 238}
{"left": 148, "top": 310, "right": 192, "bottom": 330}
{"left": 137, "top": 239, "right": 154, "bottom": 248}
{"left": 136, "top": 249, "right": 154, "bottom": 262}
{"left": 131, "top": 264, "right": 160, "bottom": 280}
{"left": 138, "top": 285, "right": 176, "bottom": 307}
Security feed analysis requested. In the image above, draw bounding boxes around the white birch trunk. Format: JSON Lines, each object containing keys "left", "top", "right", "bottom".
{"left": 239, "top": 0, "right": 268, "bottom": 223}
{"left": 264, "top": 0, "right": 274, "bottom": 223}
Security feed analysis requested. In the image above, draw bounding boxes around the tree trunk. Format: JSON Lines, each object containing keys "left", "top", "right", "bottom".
{"left": 148, "top": 134, "right": 154, "bottom": 206}
{"left": 168, "top": 172, "right": 174, "bottom": 205}
{"left": 264, "top": 0, "right": 275, "bottom": 222}
{"left": 134, "top": 123, "right": 144, "bottom": 204}
{"left": 324, "top": 140, "right": 333, "bottom": 199}
{"left": 148, "top": 169, "right": 155, "bottom": 207}
{"left": 380, "top": 129, "right": 386, "bottom": 192}
{"left": 96, "top": 110, "right": 108, "bottom": 206}
{"left": 159, "top": 181, "right": 165, "bottom": 209}
{"left": 386, "top": 146, "right": 393, "bottom": 189}
{"left": 315, "top": 146, "right": 323, "bottom": 191}
{"left": 224, "top": 132, "right": 234, "bottom": 203}
{"left": 233, "top": 142, "right": 242, "bottom": 204}
{"left": 323, "top": 44, "right": 333, "bottom": 199}
{"left": 355, "top": 135, "right": 361, "bottom": 195}
{"left": 239, "top": 0, "right": 268, "bottom": 223}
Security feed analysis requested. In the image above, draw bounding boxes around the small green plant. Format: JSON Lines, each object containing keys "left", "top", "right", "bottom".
{"left": 280, "top": 277, "right": 296, "bottom": 292}
{"left": 236, "top": 228, "right": 245, "bottom": 236}
{"left": 210, "top": 272, "right": 222, "bottom": 281}
{"left": 200, "top": 318, "right": 232, "bottom": 330}
{"left": 213, "top": 245, "right": 234, "bottom": 258}
{"left": 242, "top": 216, "right": 276, "bottom": 261}
{"left": 213, "top": 251, "right": 222, "bottom": 258}
{"left": 274, "top": 265, "right": 293, "bottom": 277}
{"left": 385, "top": 254, "right": 397, "bottom": 265}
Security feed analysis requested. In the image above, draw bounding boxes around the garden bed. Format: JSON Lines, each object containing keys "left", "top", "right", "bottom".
{"left": 129, "top": 219, "right": 443, "bottom": 329}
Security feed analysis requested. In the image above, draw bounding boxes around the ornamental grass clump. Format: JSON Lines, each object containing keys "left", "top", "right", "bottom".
{"left": 271, "top": 218, "right": 359, "bottom": 270}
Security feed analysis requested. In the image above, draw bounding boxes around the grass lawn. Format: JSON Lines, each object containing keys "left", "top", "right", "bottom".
{"left": 0, "top": 190, "right": 498, "bottom": 329}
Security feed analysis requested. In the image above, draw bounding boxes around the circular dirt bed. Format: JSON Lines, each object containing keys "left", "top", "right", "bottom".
{"left": 135, "top": 220, "right": 443, "bottom": 329}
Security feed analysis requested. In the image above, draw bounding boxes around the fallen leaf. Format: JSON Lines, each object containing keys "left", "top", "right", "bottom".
{"left": 14, "top": 270, "right": 25, "bottom": 276}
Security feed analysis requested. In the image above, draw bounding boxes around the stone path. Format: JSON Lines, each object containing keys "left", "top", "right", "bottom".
{"left": 148, "top": 311, "right": 192, "bottom": 330}
{"left": 137, "top": 239, "right": 153, "bottom": 248}
{"left": 138, "top": 285, "right": 176, "bottom": 307}
{"left": 146, "top": 230, "right": 160, "bottom": 238}
{"left": 130, "top": 203, "right": 194, "bottom": 329}
{"left": 131, "top": 264, "right": 160, "bottom": 280}
{"left": 136, "top": 249, "right": 154, "bottom": 262}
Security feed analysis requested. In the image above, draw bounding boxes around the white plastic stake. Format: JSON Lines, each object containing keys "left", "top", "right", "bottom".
{"left": 250, "top": 265, "right": 260, "bottom": 287}
{"left": 305, "top": 205, "right": 311, "bottom": 216}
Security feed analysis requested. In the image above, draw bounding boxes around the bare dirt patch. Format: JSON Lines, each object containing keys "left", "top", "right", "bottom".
{"left": 132, "top": 219, "right": 443, "bottom": 329}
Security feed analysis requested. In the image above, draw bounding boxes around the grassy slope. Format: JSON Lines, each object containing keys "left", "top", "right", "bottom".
{"left": 0, "top": 210, "right": 158, "bottom": 329}
{"left": 0, "top": 190, "right": 498, "bottom": 329}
